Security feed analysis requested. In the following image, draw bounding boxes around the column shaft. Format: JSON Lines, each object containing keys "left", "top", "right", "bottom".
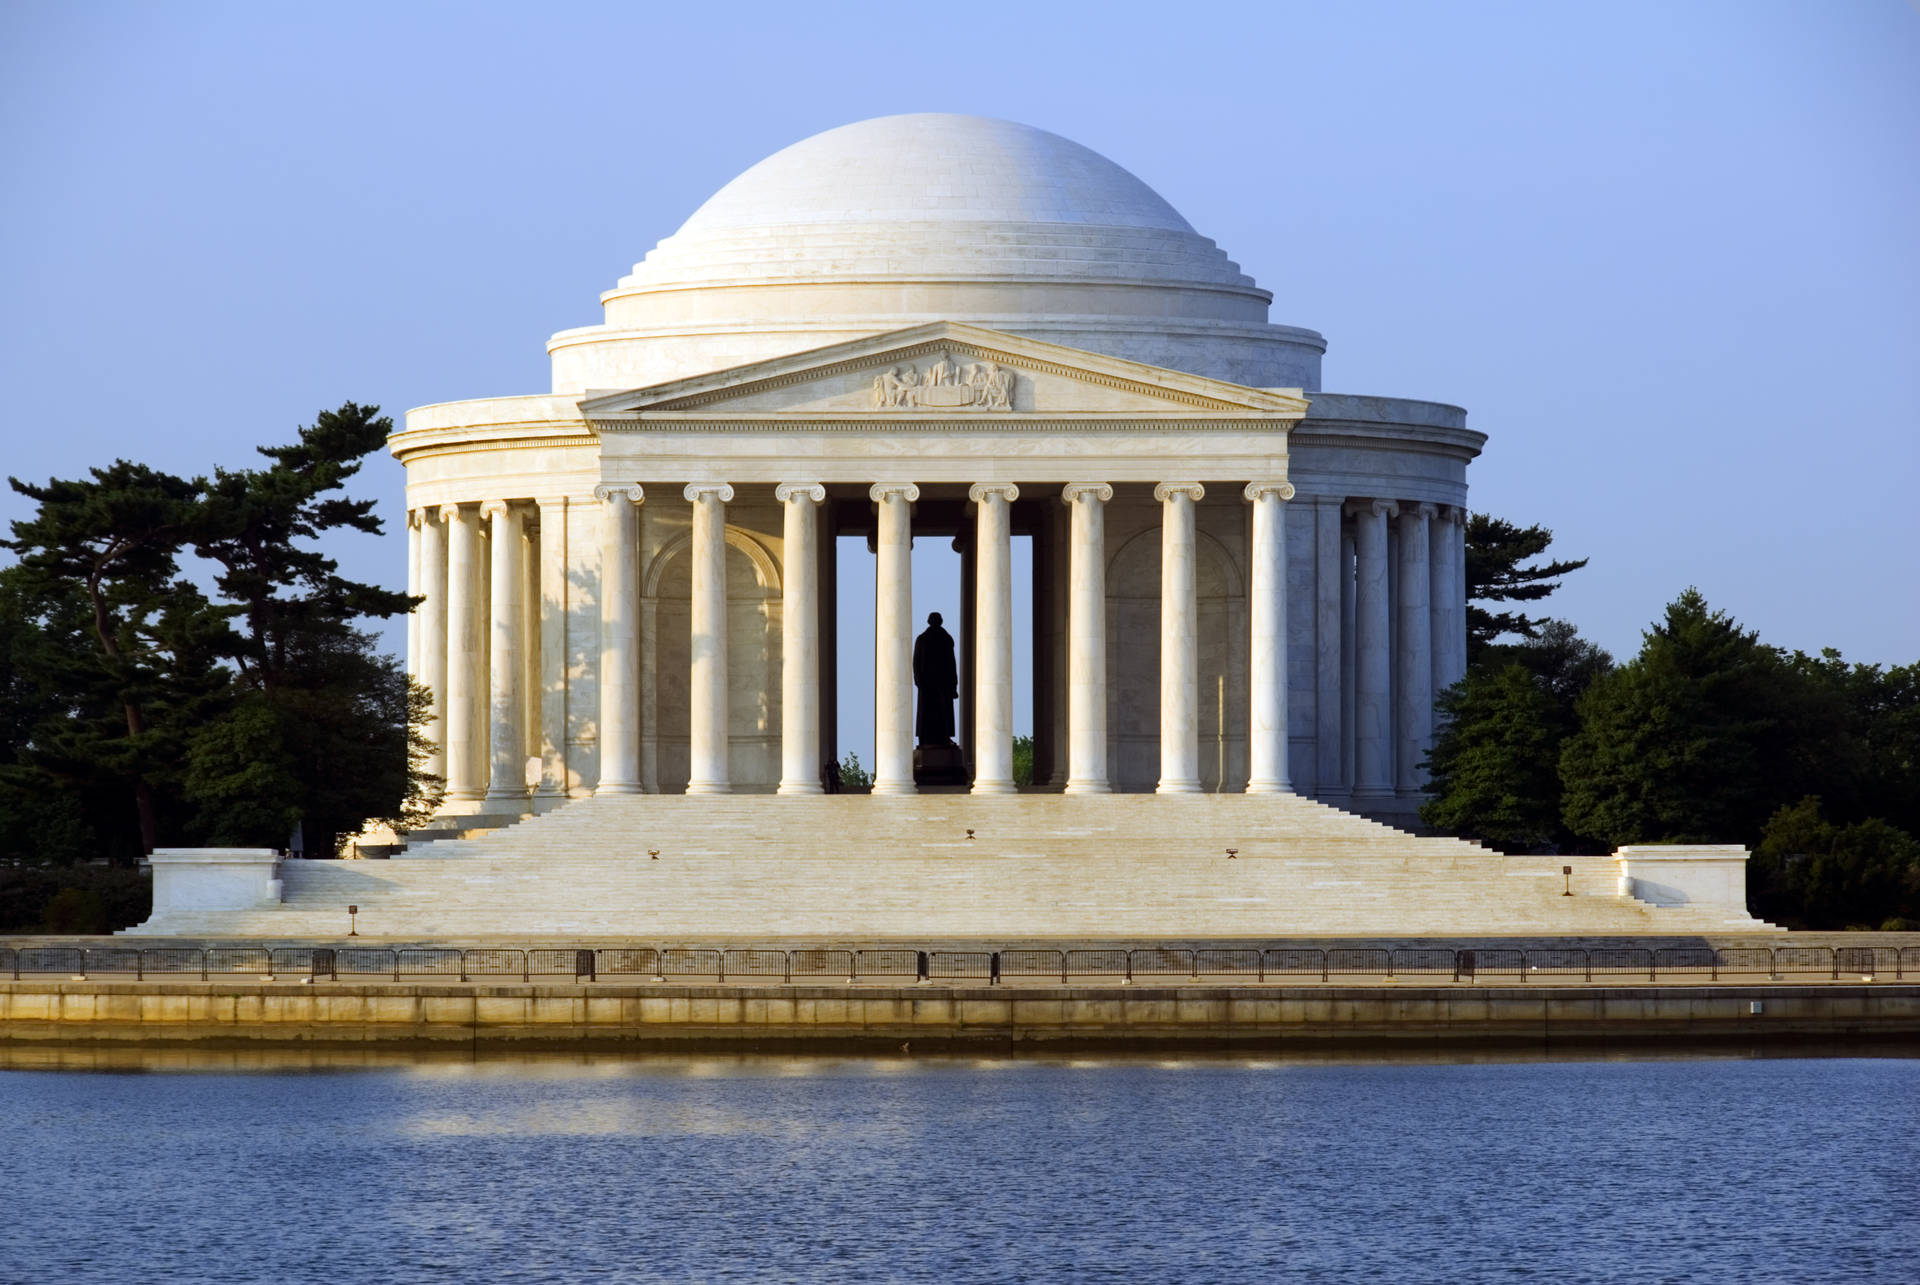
{"left": 406, "top": 512, "right": 422, "bottom": 680}
{"left": 1247, "top": 482, "right": 1294, "bottom": 793}
{"left": 483, "top": 501, "right": 528, "bottom": 808}
{"left": 417, "top": 509, "right": 448, "bottom": 786}
{"left": 871, "top": 483, "right": 919, "bottom": 795}
{"left": 1155, "top": 483, "right": 1204, "bottom": 793}
{"left": 1349, "top": 500, "right": 1396, "bottom": 803}
{"left": 970, "top": 483, "right": 1018, "bottom": 794}
{"left": 443, "top": 505, "right": 485, "bottom": 802}
{"left": 778, "top": 484, "right": 825, "bottom": 794}
{"left": 1313, "top": 497, "right": 1343, "bottom": 798}
{"left": 595, "top": 485, "right": 642, "bottom": 795}
{"left": 1063, "top": 483, "right": 1112, "bottom": 794}
{"left": 535, "top": 497, "right": 568, "bottom": 802}
{"left": 685, "top": 483, "right": 733, "bottom": 794}
{"left": 1396, "top": 505, "right": 1434, "bottom": 795}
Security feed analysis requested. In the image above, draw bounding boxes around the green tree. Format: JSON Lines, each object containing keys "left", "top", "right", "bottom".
{"left": 1465, "top": 513, "right": 1589, "bottom": 662}
{"left": 188, "top": 404, "right": 429, "bottom": 855}
{"left": 2, "top": 462, "right": 228, "bottom": 855}
{"left": 1422, "top": 620, "right": 1612, "bottom": 852}
{"left": 1422, "top": 664, "right": 1567, "bottom": 851}
{"left": 1559, "top": 589, "right": 1834, "bottom": 846}
{"left": 1012, "top": 733, "right": 1035, "bottom": 787}
{"left": 1750, "top": 796, "right": 1920, "bottom": 930}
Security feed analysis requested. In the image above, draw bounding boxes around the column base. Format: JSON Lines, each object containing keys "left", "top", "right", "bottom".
{"left": 777, "top": 782, "right": 824, "bottom": 795}
{"left": 971, "top": 780, "right": 1017, "bottom": 795}
{"left": 871, "top": 780, "right": 918, "bottom": 796}
{"left": 594, "top": 781, "right": 643, "bottom": 796}
{"left": 685, "top": 781, "right": 732, "bottom": 795}
{"left": 1064, "top": 780, "right": 1111, "bottom": 795}
{"left": 1244, "top": 780, "right": 1293, "bottom": 795}
{"left": 1156, "top": 779, "right": 1203, "bottom": 794}
{"left": 481, "top": 790, "right": 532, "bottom": 812}
{"left": 1350, "top": 786, "right": 1397, "bottom": 805}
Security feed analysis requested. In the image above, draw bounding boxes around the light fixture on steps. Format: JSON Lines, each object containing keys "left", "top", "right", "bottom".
{"left": 648, "top": 849, "right": 660, "bottom": 860}
{"left": 1225, "top": 849, "right": 1238, "bottom": 860}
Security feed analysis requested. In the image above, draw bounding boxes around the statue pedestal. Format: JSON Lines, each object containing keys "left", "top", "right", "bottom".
{"left": 913, "top": 742, "right": 970, "bottom": 789}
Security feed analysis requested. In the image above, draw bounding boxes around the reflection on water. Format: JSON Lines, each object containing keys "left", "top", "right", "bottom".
{"left": 4, "top": 1045, "right": 1917, "bottom": 1284}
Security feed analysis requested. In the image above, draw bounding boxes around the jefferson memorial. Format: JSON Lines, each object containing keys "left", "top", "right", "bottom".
{"left": 134, "top": 115, "right": 1767, "bottom": 938}
{"left": 400, "top": 114, "right": 1473, "bottom": 826}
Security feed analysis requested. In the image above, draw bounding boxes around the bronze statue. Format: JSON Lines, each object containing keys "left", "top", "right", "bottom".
{"left": 912, "top": 611, "right": 958, "bottom": 745}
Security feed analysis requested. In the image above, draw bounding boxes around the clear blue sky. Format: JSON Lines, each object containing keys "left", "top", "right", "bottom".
{"left": 3, "top": 0, "right": 1915, "bottom": 754}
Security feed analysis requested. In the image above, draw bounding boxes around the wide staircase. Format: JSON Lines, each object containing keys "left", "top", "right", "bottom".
{"left": 131, "top": 794, "right": 1774, "bottom": 939}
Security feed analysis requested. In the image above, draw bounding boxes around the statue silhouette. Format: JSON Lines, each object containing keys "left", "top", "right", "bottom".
{"left": 912, "top": 612, "right": 958, "bottom": 745}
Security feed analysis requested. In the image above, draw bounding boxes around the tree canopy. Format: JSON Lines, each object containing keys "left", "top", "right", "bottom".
{"left": 1464, "top": 513, "right": 1589, "bottom": 661}
{"left": 1, "top": 403, "right": 437, "bottom": 865}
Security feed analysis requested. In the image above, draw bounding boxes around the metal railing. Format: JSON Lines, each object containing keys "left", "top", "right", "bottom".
{"left": 3, "top": 944, "right": 1917, "bottom": 984}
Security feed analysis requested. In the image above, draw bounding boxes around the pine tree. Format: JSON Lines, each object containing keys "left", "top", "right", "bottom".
{"left": 1465, "top": 514, "right": 1589, "bottom": 661}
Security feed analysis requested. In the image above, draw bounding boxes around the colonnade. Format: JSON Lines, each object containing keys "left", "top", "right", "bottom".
{"left": 408, "top": 478, "right": 1303, "bottom": 806}
{"left": 1333, "top": 499, "right": 1467, "bottom": 807}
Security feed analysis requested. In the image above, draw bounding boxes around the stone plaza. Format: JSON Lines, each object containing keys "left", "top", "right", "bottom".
{"left": 133, "top": 115, "right": 1769, "bottom": 938}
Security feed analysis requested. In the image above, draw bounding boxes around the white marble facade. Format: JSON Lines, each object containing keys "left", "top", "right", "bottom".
{"left": 396, "top": 116, "right": 1482, "bottom": 826}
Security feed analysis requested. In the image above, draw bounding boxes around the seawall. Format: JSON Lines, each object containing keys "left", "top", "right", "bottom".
{"left": 5, "top": 980, "right": 1917, "bottom": 1050}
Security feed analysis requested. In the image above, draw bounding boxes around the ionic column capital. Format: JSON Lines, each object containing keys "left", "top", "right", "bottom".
{"left": 479, "top": 499, "right": 516, "bottom": 521}
{"left": 683, "top": 482, "right": 734, "bottom": 504}
{"left": 968, "top": 482, "right": 1020, "bottom": 504}
{"left": 407, "top": 508, "right": 425, "bottom": 531}
{"left": 1414, "top": 501, "right": 1439, "bottom": 520}
{"left": 436, "top": 503, "right": 466, "bottom": 524}
{"left": 775, "top": 482, "right": 826, "bottom": 505}
{"left": 1345, "top": 498, "right": 1400, "bottom": 520}
{"left": 1153, "top": 482, "right": 1206, "bottom": 504}
{"left": 1243, "top": 480, "right": 1296, "bottom": 503}
{"left": 868, "top": 482, "right": 920, "bottom": 504}
{"left": 1061, "top": 482, "right": 1113, "bottom": 504}
{"left": 593, "top": 483, "right": 644, "bottom": 506}
{"left": 1433, "top": 503, "right": 1464, "bottom": 526}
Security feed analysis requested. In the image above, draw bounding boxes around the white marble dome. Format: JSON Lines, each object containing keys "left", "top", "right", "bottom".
{"left": 623, "top": 114, "right": 1258, "bottom": 292}
{"left": 547, "top": 114, "right": 1327, "bottom": 394}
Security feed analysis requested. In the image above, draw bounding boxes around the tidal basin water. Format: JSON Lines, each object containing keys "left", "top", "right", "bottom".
{"left": 3, "top": 1049, "right": 1916, "bottom": 1284}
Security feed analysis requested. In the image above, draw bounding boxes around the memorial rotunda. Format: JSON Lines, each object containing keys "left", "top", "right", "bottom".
{"left": 397, "top": 114, "right": 1477, "bottom": 827}
{"left": 133, "top": 114, "right": 1771, "bottom": 938}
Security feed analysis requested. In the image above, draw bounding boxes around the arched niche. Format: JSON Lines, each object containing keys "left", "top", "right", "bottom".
{"left": 642, "top": 526, "right": 783, "bottom": 792}
{"left": 1104, "top": 525, "right": 1248, "bottom": 792}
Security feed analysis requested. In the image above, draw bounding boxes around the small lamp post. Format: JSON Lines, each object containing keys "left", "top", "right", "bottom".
{"left": 347, "top": 904, "right": 359, "bottom": 936}
{"left": 1561, "top": 866, "right": 1573, "bottom": 897}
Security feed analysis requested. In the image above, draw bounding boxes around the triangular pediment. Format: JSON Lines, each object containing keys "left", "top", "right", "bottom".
{"left": 580, "top": 322, "right": 1307, "bottom": 424}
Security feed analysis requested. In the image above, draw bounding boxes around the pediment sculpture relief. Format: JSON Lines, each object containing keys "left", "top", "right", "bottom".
{"left": 871, "top": 354, "right": 1015, "bottom": 410}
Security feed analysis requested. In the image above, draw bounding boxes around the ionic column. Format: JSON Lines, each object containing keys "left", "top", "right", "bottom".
{"left": 594, "top": 484, "right": 643, "bottom": 795}
{"left": 870, "top": 482, "right": 919, "bottom": 796}
{"left": 777, "top": 483, "right": 826, "bottom": 795}
{"left": 1431, "top": 505, "right": 1468, "bottom": 696}
{"left": 1154, "top": 482, "right": 1205, "bottom": 793}
{"left": 1396, "top": 504, "right": 1434, "bottom": 795}
{"left": 1246, "top": 481, "right": 1295, "bottom": 793}
{"left": 406, "top": 510, "right": 422, "bottom": 680}
{"left": 1062, "top": 482, "right": 1112, "bottom": 794}
{"left": 1348, "top": 499, "right": 1397, "bottom": 804}
{"left": 1428, "top": 505, "right": 1457, "bottom": 708}
{"left": 417, "top": 507, "right": 449, "bottom": 785}
{"left": 482, "top": 501, "right": 528, "bottom": 808}
{"left": 442, "top": 504, "right": 485, "bottom": 803}
{"left": 1313, "top": 497, "right": 1344, "bottom": 798}
{"left": 970, "top": 483, "right": 1019, "bottom": 794}
{"left": 685, "top": 483, "right": 734, "bottom": 795}
{"left": 534, "top": 496, "right": 569, "bottom": 803}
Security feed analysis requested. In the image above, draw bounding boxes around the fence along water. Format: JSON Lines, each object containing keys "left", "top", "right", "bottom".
{"left": 3, "top": 945, "right": 1916, "bottom": 984}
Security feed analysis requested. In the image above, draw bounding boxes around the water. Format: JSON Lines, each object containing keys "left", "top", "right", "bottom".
{"left": 2, "top": 1049, "right": 1915, "bottom": 1284}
